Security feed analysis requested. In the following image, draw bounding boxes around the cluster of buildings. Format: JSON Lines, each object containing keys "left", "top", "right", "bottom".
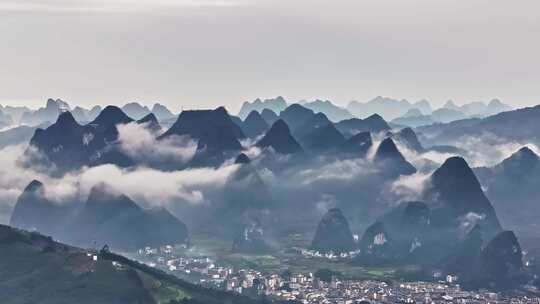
{"left": 136, "top": 245, "right": 540, "bottom": 304}
{"left": 300, "top": 248, "right": 361, "bottom": 260}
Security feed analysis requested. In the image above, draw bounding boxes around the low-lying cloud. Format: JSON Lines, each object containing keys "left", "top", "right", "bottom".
{"left": 117, "top": 122, "right": 197, "bottom": 167}
{"left": 0, "top": 143, "right": 239, "bottom": 224}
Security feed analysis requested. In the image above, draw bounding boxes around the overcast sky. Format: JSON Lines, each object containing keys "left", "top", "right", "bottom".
{"left": 0, "top": 0, "right": 539, "bottom": 113}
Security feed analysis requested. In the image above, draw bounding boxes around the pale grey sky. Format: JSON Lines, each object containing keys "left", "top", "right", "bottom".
{"left": 1, "top": 0, "right": 539, "bottom": 112}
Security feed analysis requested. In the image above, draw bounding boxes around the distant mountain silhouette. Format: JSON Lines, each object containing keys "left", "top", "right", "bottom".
{"left": 448, "top": 99, "right": 512, "bottom": 117}
{"left": 71, "top": 105, "right": 101, "bottom": 123}
{"left": 151, "top": 103, "right": 176, "bottom": 121}
{"left": 20, "top": 98, "right": 69, "bottom": 126}
{"left": 311, "top": 208, "right": 355, "bottom": 253}
{"left": 391, "top": 113, "right": 435, "bottom": 128}
{"left": 418, "top": 103, "right": 531, "bottom": 146}
{"left": 301, "top": 99, "right": 354, "bottom": 122}
{"left": 0, "top": 104, "right": 30, "bottom": 124}
{"left": 238, "top": 96, "right": 288, "bottom": 119}
{"left": 433, "top": 108, "right": 468, "bottom": 122}
{"left": 0, "top": 125, "right": 41, "bottom": 148}
{"left": 256, "top": 119, "right": 302, "bottom": 154}
{"left": 121, "top": 102, "right": 151, "bottom": 120}
{"left": 392, "top": 107, "right": 468, "bottom": 127}
{"left": 389, "top": 98, "right": 511, "bottom": 128}
{"left": 347, "top": 96, "right": 433, "bottom": 120}
{"left": 0, "top": 108, "right": 13, "bottom": 128}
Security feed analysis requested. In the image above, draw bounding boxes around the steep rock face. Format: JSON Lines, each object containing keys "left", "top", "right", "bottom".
{"left": 256, "top": 119, "right": 302, "bottom": 154}
{"left": 232, "top": 220, "right": 269, "bottom": 254}
{"left": 337, "top": 131, "right": 372, "bottom": 157}
{"left": 234, "top": 153, "right": 251, "bottom": 164}
{"left": 362, "top": 201, "right": 435, "bottom": 263}
{"left": 481, "top": 231, "right": 523, "bottom": 276}
{"left": 217, "top": 153, "right": 270, "bottom": 236}
{"left": 427, "top": 157, "right": 501, "bottom": 240}
{"left": 400, "top": 201, "right": 431, "bottom": 234}
{"left": 311, "top": 208, "right": 355, "bottom": 253}
{"left": 196, "top": 126, "right": 242, "bottom": 152}
{"left": 28, "top": 108, "right": 135, "bottom": 171}
{"left": 299, "top": 123, "right": 345, "bottom": 153}
{"left": 242, "top": 110, "right": 269, "bottom": 138}
{"left": 293, "top": 112, "right": 333, "bottom": 139}
{"left": 9, "top": 180, "right": 70, "bottom": 235}
{"left": 29, "top": 111, "right": 95, "bottom": 169}
{"left": 260, "top": 108, "right": 279, "bottom": 125}
{"left": 391, "top": 127, "right": 423, "bottom": 152}
{"left": 279, "top": 104, "right": 316, "bottom": 131}
{"left": 494, "top": 146, "right": 540, "bottom": 176}
{"left": 89, "top": 105, "right": 134, "bottom": 132}
{"left": 374, "top": 138, "right": 416, "bottom": 176}
{"left": 474, "top": 147, "right": 540, "bottom": 236}
{"left": 161, "top": 107, "right": 244, "bottom": 166}
{"left": 335, "top": 114, "right": 390, "bottom": 138}
{"left": 10, "top": 181, "right": 189, "bottom": 251}
{"left": 68, "top": 184, "right": 189, "bottom": 250}
{"left": 442, "top": 224, "right": 483, "bottom": 276}
{"left": 137, "top": 113, "right": 161, "bottom": 132}
{"left": 161, "top": 107, "right": 244, "bottom": 140}
{"left": 457, "top": 230, "right": 526, "bottom": 290}
{"left": 358, "top": 222, "right": 394, "bottom": 263}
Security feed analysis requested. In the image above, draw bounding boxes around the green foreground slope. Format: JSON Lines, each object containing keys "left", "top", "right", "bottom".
{"left": 0, "top": 224, "right": 259, "bottom": 304}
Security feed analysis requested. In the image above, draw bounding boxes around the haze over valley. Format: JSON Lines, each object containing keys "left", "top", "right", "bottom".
{"left": 2, "top": 1, "right": 540, "bottom": 303}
